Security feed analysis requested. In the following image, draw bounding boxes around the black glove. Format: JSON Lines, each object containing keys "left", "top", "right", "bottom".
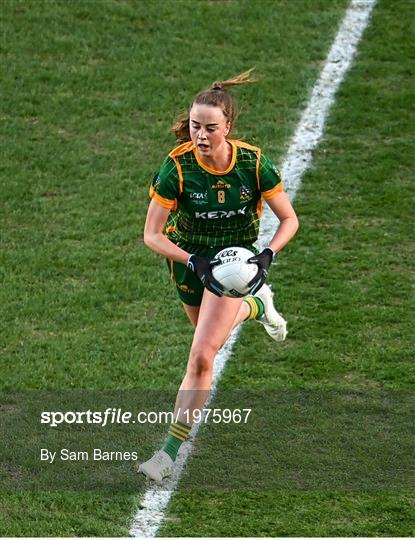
{"left": 247, "top": 248, "right": 275, "bottom": 295}
{"left": 187, "top": 255, "right": 224, "bottom": 297}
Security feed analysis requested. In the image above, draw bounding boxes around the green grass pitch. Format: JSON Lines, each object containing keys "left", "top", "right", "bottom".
{"left": 1, "top": 0, "right": 414, "bottom": 536}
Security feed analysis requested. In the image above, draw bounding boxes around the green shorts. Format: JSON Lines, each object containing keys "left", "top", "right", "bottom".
{"left": 167, "top": 243, "right": 258, "bottom": 307}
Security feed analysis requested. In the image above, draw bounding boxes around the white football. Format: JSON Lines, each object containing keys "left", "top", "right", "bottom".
{"left": 212, "top": 247, "right": 258, "bottom": 298}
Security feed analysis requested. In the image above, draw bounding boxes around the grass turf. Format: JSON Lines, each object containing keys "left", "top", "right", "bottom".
{"left": 1, "top": 0, "right": 413, "bottom": 536}
{"left": 158, "top": 0, "right": 415, "bottom": 536}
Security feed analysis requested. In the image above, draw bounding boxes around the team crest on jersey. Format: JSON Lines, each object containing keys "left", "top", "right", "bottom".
{"left": 211, "top": 179, "right": 231, "bottom": 190}
{"left": 153, "top": 175, "right": 161, "bottom": 190}
{"left": 240, "top": 185, "right": 252, "bottom": 201}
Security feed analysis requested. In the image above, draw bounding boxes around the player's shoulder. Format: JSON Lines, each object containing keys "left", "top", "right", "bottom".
{"left": 168, "top": 140, "right": 195, "bottom": 159}
{"left": 230, "top": 139, "right": 262, "bottom": 171}
{"left": 159, "top": 143, "right": 193, "bottom": 177}
{"left": 231, "top": 139, "right": 262, "bottom": 165}
{"left": 158, "top": 153, "right": 179, "bottom": 179}
{"left": 230, "top": 139, "right": 261, "bottom": 154}
{"left": 231, "top": 140, "right": 276, "bottom": 165}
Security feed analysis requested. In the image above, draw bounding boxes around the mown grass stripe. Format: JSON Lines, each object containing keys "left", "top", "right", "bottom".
{"left": 129, "top": 0, "right": 377, "bottom": 536}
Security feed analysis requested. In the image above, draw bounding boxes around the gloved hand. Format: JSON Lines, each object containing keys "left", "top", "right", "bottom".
{"left": 247, "top": 248, "right": 275, "bottom": 295}
{"left": 187, "top": 255, "right": 224, "bottom": 297}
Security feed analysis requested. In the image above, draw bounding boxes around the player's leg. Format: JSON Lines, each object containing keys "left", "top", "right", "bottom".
{"left": 223, "top": 284, "right": 288, "bottom": 343}
{"left": 207, "top": 243, "right": 287, "bottom": 341}
{"left": 183, "top": 285, "right": 287, "bottom": 345}
{"left": 173, "top": 290, "right": 244, "bottom": 419}
{"left": 231, "top": 300, "right": 251, "bottom": 330}
{"left": 182, "top": 303, "right": 200, "bottom": 328}
{"left": 138, "top": 291, "right": 243, "bottom": 482}
{"left": 183, "top": 295, "right": 260, "bottom": 336}
{"left": 168, "top": 258, "right": 204, "bottom": 328}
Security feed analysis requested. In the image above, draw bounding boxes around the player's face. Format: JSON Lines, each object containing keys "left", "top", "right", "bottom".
{"left": 189, "top": 104, "right": 231, "bottom": 161}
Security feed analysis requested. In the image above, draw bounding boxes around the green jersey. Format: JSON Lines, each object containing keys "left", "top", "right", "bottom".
{"left": 149, "top": 139, "right": 283, "bottom": 248}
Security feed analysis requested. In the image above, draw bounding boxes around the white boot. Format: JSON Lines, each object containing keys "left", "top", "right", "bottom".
{"left": 254, "top": 284, "right": 287, "bottom": 342}
{"left": 138, "top": 450, "right": 173, "bottom": 483}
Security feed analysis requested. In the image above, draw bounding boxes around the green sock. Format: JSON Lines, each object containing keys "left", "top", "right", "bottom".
{"left": 162, "top": 420, "right": 191, "bottom": 461}
{"left": 243, "top": 296, "right": 265, "bottom": 320}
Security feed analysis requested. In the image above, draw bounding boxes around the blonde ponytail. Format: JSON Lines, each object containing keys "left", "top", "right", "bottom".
{"left": 171, "top": 68, "right": 257, "bottom": 143}
{"left": 211, "top": 67, "right": 257, "bottom": 91}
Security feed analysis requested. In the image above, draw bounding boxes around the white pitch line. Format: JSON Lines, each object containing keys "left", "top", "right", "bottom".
{"left": 129, "top": 0, "right": 377, "bottom": 536}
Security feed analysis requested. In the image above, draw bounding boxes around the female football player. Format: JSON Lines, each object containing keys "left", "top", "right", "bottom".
{"left": 140, "top": 68, "right": 299, "bottom": 482}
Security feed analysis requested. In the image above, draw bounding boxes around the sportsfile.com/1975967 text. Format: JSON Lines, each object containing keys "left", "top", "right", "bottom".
{"left": 40, "top": 408, "right": 252, "bottom": 427}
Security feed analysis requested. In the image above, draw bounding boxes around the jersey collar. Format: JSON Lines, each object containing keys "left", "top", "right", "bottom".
{"left": 193, "top": 140, "right": 236, "bottom": 175}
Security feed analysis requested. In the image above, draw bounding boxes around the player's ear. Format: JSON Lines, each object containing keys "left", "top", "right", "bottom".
{"left": 224, "top": 121, "right": 231, "bottom": 136}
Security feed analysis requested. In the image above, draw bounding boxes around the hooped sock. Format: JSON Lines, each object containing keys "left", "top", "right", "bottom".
{"left": 244, "top": 296, "right": 265, "bottom": 320}
{"left": 162, "top": 420, "right": 191, "bottom": 461}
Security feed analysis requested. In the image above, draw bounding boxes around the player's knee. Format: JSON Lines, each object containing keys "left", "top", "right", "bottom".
{"left": 187, "top": 343, "right": 217, "bottom": 378}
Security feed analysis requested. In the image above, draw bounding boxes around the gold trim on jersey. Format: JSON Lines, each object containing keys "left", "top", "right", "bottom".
{"left": 193, "top": 140, "right": 237, "bottom": 176}
{"left": 175, "top": 158, "right": 184, "bottom": 194}
{"left": 169, "top": 141, "right": 194, "bottom": 158}
{"left": 262, "top": 181, "right": 283, "bottom": 200}
{"left": 231, "top": 139, "right": 261, "bottom": 152}
{"left": 231, "top": 139, "right": 261, "bottom": 190}
{"left": 169, "top": 141, "right": 195, "bottom": 194}
{"left": 149, "top": 186, "right": 177, "bottom": 210}
{"left": 166, "top": 138, "right": 262, "bottom": 185}
{"left": 164, "top": 139, "right": 280, "bottom": 205}
{"left": 256, "top": 148, "right": 261, "bottom": 191}
{"left": 257, "top": 199, "right": 263, "bottom": 218}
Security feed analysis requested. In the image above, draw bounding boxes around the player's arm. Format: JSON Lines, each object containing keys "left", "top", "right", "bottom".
{"left": 144, "top": 199, "right": 190, "bottom": 264}
{"left": 247, "top": 192, "right": 299, "bottom": 294}
{"left": 144, "top": 199, "right": 224, "bottom": 296}
{"left": 257, "top": 153, "right": 299, "bottom": 254}
{"left": 266, "top": 192, "right": 299, "bottom": 254}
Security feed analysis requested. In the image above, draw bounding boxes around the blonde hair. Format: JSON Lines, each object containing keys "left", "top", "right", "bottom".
{"left": 171, "top": 68, "right": 257, "bottom": 143}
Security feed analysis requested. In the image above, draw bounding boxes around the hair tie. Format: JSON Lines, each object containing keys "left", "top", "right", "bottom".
{"left": 212, "top": 82, "right": 223, "bottom": 91}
